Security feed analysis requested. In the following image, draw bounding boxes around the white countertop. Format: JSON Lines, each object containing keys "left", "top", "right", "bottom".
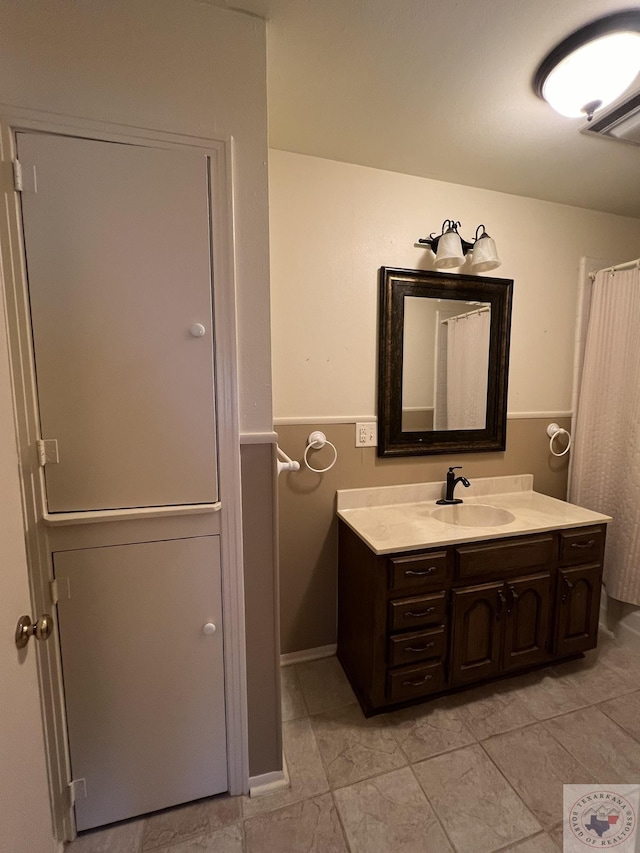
{"left": 336, "top": 475, "right": 611, "bottom": 555}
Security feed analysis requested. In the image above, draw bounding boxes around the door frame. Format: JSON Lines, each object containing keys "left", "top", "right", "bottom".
{"left": 0, "top": 107, "right": 249, "bottom": 840}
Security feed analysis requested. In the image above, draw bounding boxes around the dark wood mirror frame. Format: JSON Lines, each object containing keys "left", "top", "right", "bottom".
{"left": 378, "top": 267, "right": 513, "bottom": 457}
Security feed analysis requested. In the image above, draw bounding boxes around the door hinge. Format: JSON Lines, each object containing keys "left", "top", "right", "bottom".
{"left": 12, "top": 159, "right": 37, "bottom": 193}
{"left": 12, "top": 160, "right": 22, "bottom": 192}
{"left": 50, "top": 577, "right": 70, "bottom": 605}
{"left": 68, "top": 778, "right": 87, "bottom": 806}
{"left": 37, "top": 438, "right": 59, "bottom": 467}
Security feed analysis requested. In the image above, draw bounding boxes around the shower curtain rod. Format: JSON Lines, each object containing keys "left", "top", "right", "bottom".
{"left": 589, "top": 257, "right": 640, "bottom": 280}
{"left": 441, "top": 306, "right": 490, "bottom": 323}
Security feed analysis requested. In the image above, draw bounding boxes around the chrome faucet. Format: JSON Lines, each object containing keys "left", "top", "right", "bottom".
{"left": 436, "top": 466, "right": 471, "bottom": 505}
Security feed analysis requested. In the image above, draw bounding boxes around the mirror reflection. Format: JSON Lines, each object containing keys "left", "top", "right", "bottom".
{"left": 402, "top": 297, "right": 491, "bottom": 431}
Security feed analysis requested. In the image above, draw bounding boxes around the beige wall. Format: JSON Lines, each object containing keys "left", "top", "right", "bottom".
{"left": 277, "top": 418, "right": 571, "bottom": 654}
{"left": 269, "top": 150, "right": 640, "bottom": 655}
{"left": 0, "top": 0, "right": 277, "bottom": 780}
{"left": 269, "top": 151, "right": 640, "bottom": 421}
{"left": 0, "top": 0, "right": 272, "bottom": 434}
{"left": 241, "top": 443, "right": 281, "bottom": 776}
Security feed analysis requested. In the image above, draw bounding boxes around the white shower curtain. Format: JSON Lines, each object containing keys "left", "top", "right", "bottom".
{"left": 570, "top": 266, "right": 640, "bottom": 605}
{"left": 445, "top": 309, "right": 490, "bottom": 429}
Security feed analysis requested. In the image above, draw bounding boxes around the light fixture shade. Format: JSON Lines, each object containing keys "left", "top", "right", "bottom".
{"left": 434, "top": 229, "right": 465, "bottom": 268}
{"left": 543, "top": 33, "right": 640, "bottom": 118}
{"left": 534, "top": 11, "right": 640, "bottom": 120}
{"left": 470, "top": 234, "right": 501, "bottom": 272}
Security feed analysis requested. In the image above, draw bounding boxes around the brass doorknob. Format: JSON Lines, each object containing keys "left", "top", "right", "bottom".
{"left": 15, "top": 614, "right": 53, "bottom": 649}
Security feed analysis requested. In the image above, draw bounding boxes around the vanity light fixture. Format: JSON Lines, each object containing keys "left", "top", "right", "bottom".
{"left": 534, "top": 10, "right": 640, "bottom": 121}
{"left": 417, "top": 220, "right": 501, "bottom": 272}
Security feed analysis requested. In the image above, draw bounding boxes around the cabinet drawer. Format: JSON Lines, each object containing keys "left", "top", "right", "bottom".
{"left": 455, "top": 535, "right": 555, "bottom": 580}
{"left": 387, "top": 661, "right": 445, "bottom": 702}
{"left": 388, "top": 592, "right": 446, "bottom": 632}
{"left": 388, "top": 627, "right": 446, "bottom": 667}
{"left": 388, "top": 551, "right": 450, "bottom": 591}
{"left": 559, "top": 527, "right": 605, "bottom": 566}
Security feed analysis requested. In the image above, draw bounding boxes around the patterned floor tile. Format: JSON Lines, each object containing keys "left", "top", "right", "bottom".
{"left": 244, "top": 794, "right": 347, "bottom": 853}
{"left": 242, "top": 717, "right": 328, "bottom": 817}
{"left": 295, "top": 657, "right": 357, "bottom": 715}
{"left": 413, "top": 744, "right": 540, "bottom": 853}
{"left": 310, "top": 703, "right": 407, "bottom": 789}
{"left": 334, "top": 766, "right": 453, "bottom": 852}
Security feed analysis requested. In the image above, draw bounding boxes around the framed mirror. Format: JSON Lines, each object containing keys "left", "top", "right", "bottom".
{"left": 378, "top": 267, "right": 513, "bottom": 456}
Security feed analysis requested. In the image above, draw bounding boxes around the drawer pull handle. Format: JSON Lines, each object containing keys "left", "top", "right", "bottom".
{"left": 402, "top": 675, "right": 433, "bottom": 687}
{"left": 406, "top": 642, "right": 435, "bottom": 652}
{"left": 405, "top": 608, "right": 436, "bottom": 618}
{"left": 405, "top": 567, "right": 437, "bottom": 576}
{"left": 571, "top": 540, "right": 596, "bottom": 549}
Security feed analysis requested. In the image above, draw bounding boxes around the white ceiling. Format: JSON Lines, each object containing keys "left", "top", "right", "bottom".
{"left": 210, "top": 0, "right": 640, "bottom": 218}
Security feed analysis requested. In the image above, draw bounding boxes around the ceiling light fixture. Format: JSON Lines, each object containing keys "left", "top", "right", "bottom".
{"left": 534, "top": 10, "right": 640, "bottom": 121}
{"left": 417, "top": 220, "right": 501, "bottom": 272}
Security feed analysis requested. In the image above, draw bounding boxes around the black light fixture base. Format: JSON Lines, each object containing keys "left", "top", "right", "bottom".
{"left": 533, "top": 10, "right": 640, "bottom": 103}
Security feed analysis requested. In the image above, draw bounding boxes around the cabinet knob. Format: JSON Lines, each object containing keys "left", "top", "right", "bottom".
{"left": 190, "top": 323, "right": 206, "bottom": 337}
{"left": 202, "top": 622, "right": 217, "bottom": 635}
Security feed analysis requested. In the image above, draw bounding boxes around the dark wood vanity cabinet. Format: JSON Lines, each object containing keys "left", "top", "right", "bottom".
{"left": 554, "top": 525, "right": 605, "bottom": 657}
{"left": 337, "top": 520, "right": 606, "bottom": 716}
{"left": 450, "top": 571, "right": 551, "bottom": 685}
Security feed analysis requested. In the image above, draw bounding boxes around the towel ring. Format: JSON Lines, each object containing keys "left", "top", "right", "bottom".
{"left": 547, "top": 423, "right": 572, "bottom": 457}
{"left": 304, "top": 431, "right": 338, "bottom": 473}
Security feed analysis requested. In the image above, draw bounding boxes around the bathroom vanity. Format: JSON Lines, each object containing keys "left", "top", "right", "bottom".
{"left": 336, "top": 475, "right": 610, "bottom": 716}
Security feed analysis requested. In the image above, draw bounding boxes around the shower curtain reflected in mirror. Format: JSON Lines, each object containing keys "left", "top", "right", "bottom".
{"left": 434, "top": 308, "right": 490, "bottom": 430}
{"left": 570, "top": 265, "right": 640, "bottom": 605}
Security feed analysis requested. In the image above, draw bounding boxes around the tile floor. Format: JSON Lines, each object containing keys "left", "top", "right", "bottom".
{"left": 66, "top": 634, "right": 640, "bottom": 852}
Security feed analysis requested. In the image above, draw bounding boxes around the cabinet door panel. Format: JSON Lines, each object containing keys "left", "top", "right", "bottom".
{"left": 555, "top": 564, "right": 602, "bottom": 657}
{"left": 502, "top": 572, "right": 551, "bottom": 671}
{"left": 17, "top": 132, "right": 217, "bottom": 512}
{"left": 451, "top": 582, "right": 503, "bottom": 685}
{"left": 55, "top": 537, "right": 227, "bottom": 830}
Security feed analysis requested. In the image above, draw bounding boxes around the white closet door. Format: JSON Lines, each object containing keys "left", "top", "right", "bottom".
{"left": 54, "top": 536, "right": 227, "bottom": 831}
{"left": 17, "top": 132, "right": 217, "bottom": 512}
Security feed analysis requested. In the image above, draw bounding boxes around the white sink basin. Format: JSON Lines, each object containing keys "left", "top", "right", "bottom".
{"left": 431, "top": 504, "right": 516, "bottom": 528}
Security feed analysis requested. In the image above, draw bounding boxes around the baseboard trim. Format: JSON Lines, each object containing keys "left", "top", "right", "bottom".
{"left": 280, "top": 644, "right": 337, "bottom": 667}
{"left": 249, "top": 754, "right": 289, "bottom": 798}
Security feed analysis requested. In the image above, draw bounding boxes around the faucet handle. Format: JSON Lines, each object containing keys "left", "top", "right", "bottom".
{"left": 447, "top": 466, "right": 462, "bottom": 473}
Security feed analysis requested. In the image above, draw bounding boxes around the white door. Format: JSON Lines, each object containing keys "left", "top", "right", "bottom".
{"left": 55, "top": 537, "right": 227, "bottom": 831}
{"left": 0, "top": 306, "right": 53, "bottom": 850}
{"left": 17, "top": 132, "right": 218, "bottom": 512}
{"left": 14, "top": 131, "right": 227, "bottom": 832}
